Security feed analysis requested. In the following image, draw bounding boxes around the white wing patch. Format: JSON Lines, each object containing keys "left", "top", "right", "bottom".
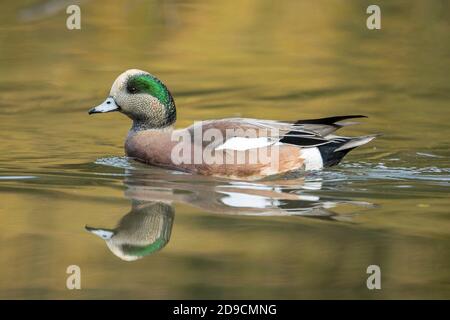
{"left": 219, "top": 191, "right": 281, "bottom": 208}
{"left": 214, "top": 137, "right": 325, "bottom": 171}
{"left": 215, "top": 137, "right": 276, "bottom": 151}
{"left": 300, "top": 147, "right": 324, "bottom": 171}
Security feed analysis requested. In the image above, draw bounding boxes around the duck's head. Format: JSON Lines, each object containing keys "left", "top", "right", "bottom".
{"left": 88, "top": 69, "right": 176, "bottom": 130}
{"left": 85, "top": 201, "right": 174, "bottom": 262}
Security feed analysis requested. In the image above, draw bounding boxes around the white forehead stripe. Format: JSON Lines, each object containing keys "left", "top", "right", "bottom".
{"left": 110, "top": 69, "right": 148, "bottom": 94}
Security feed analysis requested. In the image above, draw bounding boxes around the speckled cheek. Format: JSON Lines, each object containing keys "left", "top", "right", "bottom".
{"left": 113, "top": 92, "right": 130, "bottom": 111}
{"left": 140, "top": 96, "right": 166, "bottom": 123}
{"left": 147, "top": 97, "right": 166, "bottom": 114}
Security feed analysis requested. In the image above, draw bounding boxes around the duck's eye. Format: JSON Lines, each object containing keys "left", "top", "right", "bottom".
{"left": 128, "top": 87, "right": 137, "bottom": 94}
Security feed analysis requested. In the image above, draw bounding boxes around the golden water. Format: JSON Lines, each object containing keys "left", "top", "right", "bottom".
{"left": 0, "top": 0, "right": 449, "bottom": 298}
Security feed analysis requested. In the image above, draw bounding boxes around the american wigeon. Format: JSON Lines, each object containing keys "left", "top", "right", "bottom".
{"left": 89, "top": 69, "right": 377, "bottom": 180}
{"left": 86, "top": 201, "right": 174, "bottom": 261}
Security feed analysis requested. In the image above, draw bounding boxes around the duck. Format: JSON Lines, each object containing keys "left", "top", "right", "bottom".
{"left": 88, "top": 69, "right": 377, "bottom": 180}
{"left": 86, "top": 200, "right": 174, "bottom": 262}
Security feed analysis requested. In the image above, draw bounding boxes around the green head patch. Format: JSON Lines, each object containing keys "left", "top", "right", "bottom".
{"left": 126, "top": 74, "right": 171, "bottom": 105}
{"left": 121, "top": 238, "right": 166, "bottom": 257}
{"left": 126, "top": 73, "right": 176, "bottom": 126}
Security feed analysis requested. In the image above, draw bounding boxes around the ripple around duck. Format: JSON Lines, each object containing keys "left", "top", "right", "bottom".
{"left": 1, "top": 153, "right": 447, "bottom": 219}
{"left": 0, "top": 175, "right": 37, "bottom": 180}
{"left": 94, "top": 156, "right": 135, "bottom": 170}
{"left": 337, "top": 162, "right": 450, "bottom": 183}
{"left": 86, "top": 154, "right": 449, "bottom": 219}
{"left": 91, "top": 155, "right": 450, "bottom": 187}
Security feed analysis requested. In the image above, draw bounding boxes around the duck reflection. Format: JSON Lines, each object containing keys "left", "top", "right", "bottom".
{"left": 87, "top": 166, "right": 373, "bottom": 261}
{"left": 86, "top": 200, "right": 174, "bottom": 261}
{"left": 123, "top": 168, "right": 372, "bottom": 218}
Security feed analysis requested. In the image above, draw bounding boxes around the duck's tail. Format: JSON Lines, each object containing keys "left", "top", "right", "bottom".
{"left": 318, "top": 134, "right": 379, "bottom": 167}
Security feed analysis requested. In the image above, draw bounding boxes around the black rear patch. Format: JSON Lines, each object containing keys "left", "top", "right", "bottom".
{"left": 317, "top": 139, "right": 354, "bottom": 167}
{"left": 279, "top": 135, "right": 327, "bottom": 146}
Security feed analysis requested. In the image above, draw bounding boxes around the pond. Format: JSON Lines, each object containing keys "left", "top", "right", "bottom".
{"left": 0, "top": 0, "right": 449, "bottom": 299}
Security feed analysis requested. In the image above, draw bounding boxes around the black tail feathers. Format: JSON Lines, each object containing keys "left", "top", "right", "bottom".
{"left": 294, "top": 115, "right": 367, "bottom": 125}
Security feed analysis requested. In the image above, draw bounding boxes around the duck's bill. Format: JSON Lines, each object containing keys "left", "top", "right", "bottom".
{"left": 88, "top": 97, "right": 120, "bottom": 114}
{"left": 85, "top": 225, "right": 115, "bottom": 240}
